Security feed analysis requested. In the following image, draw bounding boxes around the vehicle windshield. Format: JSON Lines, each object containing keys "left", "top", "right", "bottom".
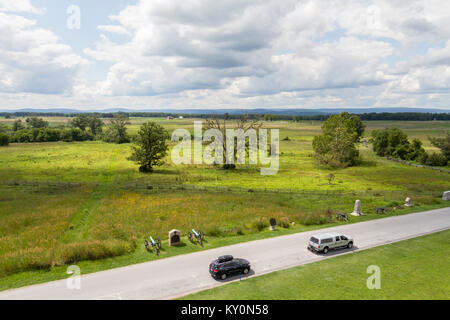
{"left": 310, "top": 237, "right": 319, "bottom": 244}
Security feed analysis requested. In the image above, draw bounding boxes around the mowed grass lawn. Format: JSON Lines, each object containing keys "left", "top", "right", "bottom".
{"left": 181, "top": 230, "right": 450, "bottom": 300}
{"left": 0, "top": 118, "right": 449, "bottom": 290}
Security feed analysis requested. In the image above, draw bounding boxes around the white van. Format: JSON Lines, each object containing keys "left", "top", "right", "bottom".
{"left": 307, "top": 232, "right": 353, "bottom": 254}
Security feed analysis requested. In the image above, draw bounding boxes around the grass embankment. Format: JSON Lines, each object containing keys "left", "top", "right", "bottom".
{"left": 181, "top": 230, "right": 450, "bottom": 300}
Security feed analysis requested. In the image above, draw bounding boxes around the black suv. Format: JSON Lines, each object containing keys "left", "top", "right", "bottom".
{"left": 209, "top": 255, "right": 251, "bottom": 280}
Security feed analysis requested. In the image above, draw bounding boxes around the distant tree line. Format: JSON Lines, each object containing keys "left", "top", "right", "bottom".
{"left": 1, "top": 111, "right": 450, "bottom": 121}
{"left": 0, "top": 114, "right": 136, "bottom": 146}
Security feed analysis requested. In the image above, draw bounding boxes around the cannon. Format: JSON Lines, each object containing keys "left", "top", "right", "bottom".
{"left": 335, "top": 212, "right": 348, "bottom": 222}
{"left": 145, "top": 236, "right": 162, "bottom": 255}
{"left": 187, "top": 229, "right": 205, "bottom": 246}
{"left": 375, "top": 207, "right": 388, "bottom": 214}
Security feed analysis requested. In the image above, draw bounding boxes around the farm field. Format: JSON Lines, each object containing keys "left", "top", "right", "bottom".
{"left": 0, "top": 118, "right": 449, "bottom": 290}
{"left": 181, "top": 229, "right": 450, "bottom": 300}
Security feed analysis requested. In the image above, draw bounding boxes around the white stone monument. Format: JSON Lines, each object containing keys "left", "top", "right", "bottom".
{"left": 351, "top": 200, "right": 363, "bottom": 216}
{"left": 443, "top": 191, "right": 450, "bottom": 201}
{"left": 404, "top": 197, "right": 413, "bottom": 207}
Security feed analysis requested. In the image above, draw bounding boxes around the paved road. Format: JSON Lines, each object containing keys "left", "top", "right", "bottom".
{"left": 1, "top": 207, "right": 449, "bottom": 300}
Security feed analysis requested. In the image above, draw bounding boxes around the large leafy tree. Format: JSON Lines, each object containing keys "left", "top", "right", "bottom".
{"left": 128, "top": 122, "right": 170, "bottom": 172}
{"left": 312, "top": 113, "right": 364, "bottom": 168}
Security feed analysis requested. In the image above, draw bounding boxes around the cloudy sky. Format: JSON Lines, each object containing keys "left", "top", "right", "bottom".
{"left": 0, "top": 0, "right": 449, "bottom": 110}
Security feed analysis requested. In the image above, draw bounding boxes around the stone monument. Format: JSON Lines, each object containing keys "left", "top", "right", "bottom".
{"left": 269, "top": 218, "right": 276, "bottom": 231}
{"left": 168, "top": 229, "right": 181, "bottom": 246}
{"left": 443, "top": 191, "right": 450, "bottom": 201}
{"left": 404, "top": 197, "right": 413, "bottom": 207}
{"left": 350, "top": 200, "right": 363, "bottom": 216}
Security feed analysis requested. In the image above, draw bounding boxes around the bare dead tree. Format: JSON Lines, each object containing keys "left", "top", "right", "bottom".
{"left": 204, "top": 114, "right": 264, "bottom": 169}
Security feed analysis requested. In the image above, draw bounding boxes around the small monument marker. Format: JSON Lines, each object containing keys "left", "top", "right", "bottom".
{"left": 269, "top": 218, "right": 276, "bottom": 231}
{"left": 404, "top": 197, "right": 413, "bottom": 207}
{"left": 168, "top": 229, "right": 181, "bottom": 246}
{"left": 351, "top": 200, "right": 363, "bottom": 216}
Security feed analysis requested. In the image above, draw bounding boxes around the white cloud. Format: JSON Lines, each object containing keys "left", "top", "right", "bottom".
{"left": 2, "top": 0, "right": 450, "bottom": 110}
{"left": 97, "top": 25, "right": 131, "bottom": 36}
{"left": 0, "top": 0, "right": 45, "bottom": 14}
{"left": 0, "top": 11, "right": 87, "bottom": 94}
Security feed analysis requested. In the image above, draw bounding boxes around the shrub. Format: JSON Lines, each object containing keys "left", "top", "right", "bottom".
{"left": 0, "top": 133, "right": 9, "bottom": 146}
{"left": 296, "top": 210, "right": 333, "bottom": 226}
{"left": 0, "top": 240, "right": 136, "bottom": 277}
{"left": 425, "top": 152, "right": 448, "bottom": 167}
{"left": 418, "top": 152, "right": 429, "bottom": 165}
{"left": 205, "top": 225, "right": 225, "bottom": 237}
{"left": 387, "top": 201, "right": 400, "bottom": 208}
{"left": 232, "top": 227, "right": 244, "bottom": 236}
{"left": 56, "top": 240, "right": 135, "bottom": 265}
{"left": 252, "top": 218, "right": 269, "bottom": 231}
{"left": 279, "top": 217, "right": 290, "bottom": 228}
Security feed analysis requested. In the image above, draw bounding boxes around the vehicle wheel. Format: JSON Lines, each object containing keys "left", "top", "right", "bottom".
{"left": 347, "top": 242, "right": 353, "bottom": 249}
{"left": 221, "top": 273, "right": 227, "bottom": 280}
{"left": 323, "top": 247, "right": 329, "bottom": 254}
{"left": 243, "top": 268, "right": 249, "bottom": 274}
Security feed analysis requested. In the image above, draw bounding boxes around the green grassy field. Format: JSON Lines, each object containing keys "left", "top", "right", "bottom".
{"left": 181, "top": 230, "right": 450, "bottom": 300}
{"left": 0, "top": 118, "right": 449, "bottom": 291}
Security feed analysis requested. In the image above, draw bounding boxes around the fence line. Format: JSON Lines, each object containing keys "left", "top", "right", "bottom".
{"left": 385, "top": 157, "right": 450, "bottom": 174}
{"left": 119, "top": 182, "right": 439, "bottom": 197}
{"left": 0, "top": 179, "right": 441, "bottom": 198}
{"left": 0, "top": 180, "right": 82, "bottom": 188}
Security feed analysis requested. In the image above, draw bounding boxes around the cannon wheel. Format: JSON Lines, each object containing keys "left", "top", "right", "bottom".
{"left": 156, "top": 237, "right": 161, "bottom": 250}
{"left": 199, "top": 230, "right": 205, "bottom": 240}
{"left": 198, "top": 230, "right": 204, "bottom": 247}
{"left": 187, "top": 232, "right": 193, "bottom": 243}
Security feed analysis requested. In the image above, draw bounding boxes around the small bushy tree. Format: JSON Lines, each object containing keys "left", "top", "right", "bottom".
{"left": 12, "top": 119, "right": 25, "bottom": 131}
{"left": 71, "top": 115, "right": 104, "bottom": 135}
{"left": 103, "top": 114, "right": 130, "bottom": 144}
{"left": 70, "top": 114, "right": 90, "bottom": 131}
{"left": 128, "top": 122, "right": 169, "bottom": 172}
{"left": 0, "top": 133, "right": 9, "bottom": 146}
{"left": 26, "top": 117, "right": 48, "bottom": 129}
{"left": 371, "top": 127, "right": 425, "bottom": 161}
{"left": 430, "top": 131, "right": 450, "bottom": 163}
{"left": 422, "top": 152, "right": 448, "bottom": 166}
